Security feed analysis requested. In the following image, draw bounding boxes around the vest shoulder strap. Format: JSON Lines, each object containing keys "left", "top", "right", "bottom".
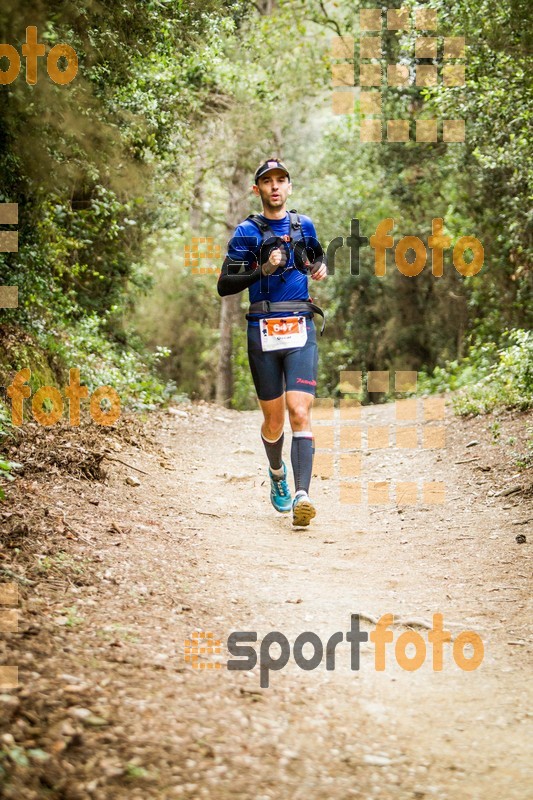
{"left": 247, "top": 211, "right": 305, "bottom": 248}
{"left": 246, "top": 215, "right": 281, "bottom": 252}
{"left": 289, "top": 209, "right": 301, "bottom": 231}
{"left": 289, "top": 209, "right": 307, "bottom": 255}
{"left": 246, "top": 213, "right": 270, "bottom": 233}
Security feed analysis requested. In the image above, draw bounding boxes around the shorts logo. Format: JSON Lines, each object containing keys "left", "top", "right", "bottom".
{"left": 297, "top": 378, "right": 317, "bottom": 386}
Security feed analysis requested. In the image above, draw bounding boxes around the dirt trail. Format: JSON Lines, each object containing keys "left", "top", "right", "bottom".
{"left": 1, "top": 401, "right": 532, "bottom": 799}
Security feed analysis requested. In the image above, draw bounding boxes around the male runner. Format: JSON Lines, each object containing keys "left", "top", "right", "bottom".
{"left": 217, "top": 158, "right": 327, "bottom": 527}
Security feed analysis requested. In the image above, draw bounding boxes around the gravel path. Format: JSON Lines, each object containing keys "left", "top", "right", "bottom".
{"left": 1, "top": 401, "right": 531, "bottom": 799}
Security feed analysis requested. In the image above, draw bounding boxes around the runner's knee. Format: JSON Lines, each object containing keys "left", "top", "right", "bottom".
{"left": 262, "top": 410, "right": 285, "bottom": 441}
{"left": 262, "top": 421, "right": 284, "bottom": 441}
{"left": 288, "top": 404, "right": 311, "bottom": 431}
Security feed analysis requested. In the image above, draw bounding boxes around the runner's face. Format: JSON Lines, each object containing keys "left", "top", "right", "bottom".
{"left": 256, "top": 170, "right": 291, "bottom": 211}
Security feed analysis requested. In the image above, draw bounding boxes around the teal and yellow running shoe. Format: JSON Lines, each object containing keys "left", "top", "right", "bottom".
{"left": 292, "top": 490, "right": 317, "bottom": 527}
{"left": 269, "top": 462, "right": 292, "bottom": 513}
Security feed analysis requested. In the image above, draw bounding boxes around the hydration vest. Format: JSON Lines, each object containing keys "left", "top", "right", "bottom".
{"left": 246, "top": 209, "right": 311, "bottom": 274}
{"left": 244, "top": 210, "right": 327, "bottom": 334}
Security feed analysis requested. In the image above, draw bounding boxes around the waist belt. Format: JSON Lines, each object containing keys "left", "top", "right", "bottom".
{"left": 246, "top": 300, "right": 325, "bottom": 335}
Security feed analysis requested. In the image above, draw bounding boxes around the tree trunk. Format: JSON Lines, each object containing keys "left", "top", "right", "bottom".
{"left": 256, "top": 0, "right": 277, "bottom": 13}
{"left": 215, "top": 0, "right": 278, "bottom": 407}
{"left": 215, "top": 164, "right": 251, "bottom": 407}
{"left": 189, "top": 147, "right": 205, "bottom": 231}
{"left": 216, "top": 293, "right": 241, "bottom": 406}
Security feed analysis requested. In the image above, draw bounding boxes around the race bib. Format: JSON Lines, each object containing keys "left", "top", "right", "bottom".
{"left": 260, "top": 316, "right": 308, "bottom": 352}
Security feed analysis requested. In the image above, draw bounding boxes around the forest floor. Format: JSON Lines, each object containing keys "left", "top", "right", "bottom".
{"left": 0, "top": 397, "right": 531, "bottom": 799}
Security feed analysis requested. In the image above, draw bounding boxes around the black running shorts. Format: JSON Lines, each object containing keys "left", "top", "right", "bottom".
{"left": 247, "top": 318, "right": 318, "bottom": 401}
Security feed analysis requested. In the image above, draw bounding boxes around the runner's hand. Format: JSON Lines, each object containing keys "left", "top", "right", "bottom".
{"left": 310, "top": 260, "right": 327, "bottom": 281}
{"left": 261, "top": 247, "right": 287, "bottom": 276}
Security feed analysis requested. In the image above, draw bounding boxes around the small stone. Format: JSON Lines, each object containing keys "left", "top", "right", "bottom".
{"left": 223, "top": 472, "right": 255, "bottom": 482}
{"left": 68, "top": 708, "right": 94, "bottom": 721}
{"left": 168, "top": 408, "right": 188, "bottom": 418}
{"left": 515, "top": 534, "right": 527, "bottom": 544}
{"left": 126, "top": 476, "right": 141, "bottom": 487}
{"left": 59, "top": 674, "right": 85, "bottom": 684}
{"left": 64, "top": 684, "right": 91, "bottom": 694}
{"left": 49, "top": 719, "right": 77, "bottom": 738}
{"left": 100, "top": 758, "right": 123, "bottom": 777}
{"left": 84, "top": 715, "right": 109, "bottom": 727}
{"left": 27, "top": 748, "right": 50, "bottom": 763}
{"left": 466, "top": 440, "right": 480, "bottom": 447}
{"left": 363, "top": 755, "right": 393, "bottom": 766}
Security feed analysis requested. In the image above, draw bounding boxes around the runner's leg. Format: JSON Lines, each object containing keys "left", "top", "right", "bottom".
{"left": 286, "top": 391, "right": 314, "bottom": 493}
{"left": 283, "top": 319, "right": 318, "bottom": 496}
{"left": 286, "top": 390, "right": 316, "bottom": 525}
{"left": 247, "top": 324, "right": 292, "bottom": 511}
{"left": 247, "top": 324, "right": 286, "bottom": 469}
{"left": 259, "top": 396, "right": 285, "bottom": 473}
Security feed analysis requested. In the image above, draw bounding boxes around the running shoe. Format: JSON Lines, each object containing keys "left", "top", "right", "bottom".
{"left": 292, "top": 490, "right": 317, "bottom": 527}
{"left": 269, "top": 461, "right": 292, "bottom": 513}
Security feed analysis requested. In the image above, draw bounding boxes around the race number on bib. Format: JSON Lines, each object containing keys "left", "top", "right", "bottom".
{"left": 260, "top": 317, "right": 308, "bottom": 352}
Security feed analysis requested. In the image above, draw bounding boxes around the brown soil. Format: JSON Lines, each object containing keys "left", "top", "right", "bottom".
{"left": 0, "top": 399, "right": 531, "bottom": 799}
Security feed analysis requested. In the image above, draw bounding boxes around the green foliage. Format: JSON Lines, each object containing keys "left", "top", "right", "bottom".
{"left": 0, "top": 458, "right": 22, "bottom": 500}
{"left": 36, "top": 314, "right": 177, "bottom": 411}
{"left": 60, "top": 606, "right": 84, "bottom": 628}
{"left": 512, "top": 422, "right": 533, "bottom": 469}
{"left": 125, "top": 764, "right": 151, "bottom": 780}
{"left": 285, "top": 0, "right": 532, "bottom": 412}
{"left": 232, "top": 324, "right": 256, "bottom": 410}
{"left": 133, "top": 230, "right": 221, "bottom": 400}
{"left": 0, "top": 0, "right": 250, "bottom": 408}
{"left": 420, "top": 329, "right": 533, "bottom": 414}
